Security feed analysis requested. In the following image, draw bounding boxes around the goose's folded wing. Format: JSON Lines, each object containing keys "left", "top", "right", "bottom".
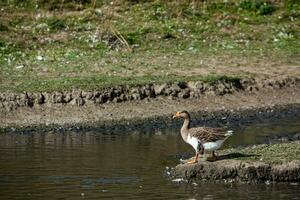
{"left": 189, "top": 127, "right": 227, "bottom": 143}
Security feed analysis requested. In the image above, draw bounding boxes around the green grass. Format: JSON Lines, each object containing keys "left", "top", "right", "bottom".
{"left": 223, "top": 141, "right": 300, "bottom": 164}
{"left": 0, "top": 74, "right": 240, "bottom": 92}
{"left": 0, "top": 0, "right": 299, "bottom": 92}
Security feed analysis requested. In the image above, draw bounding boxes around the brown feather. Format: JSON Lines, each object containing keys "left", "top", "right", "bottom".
{"left": 188, "top": 127, "right": 227, "bottom": 143}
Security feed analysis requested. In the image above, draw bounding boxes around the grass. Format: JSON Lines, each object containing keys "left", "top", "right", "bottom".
{"left": 0, "top": 0, "right": 300, "bottom": 92}
{"left": 0, "top": 74, "right": 240, "bottom": 93}
{"left": 223, "top": 141, "right": 300, "bottom": 164}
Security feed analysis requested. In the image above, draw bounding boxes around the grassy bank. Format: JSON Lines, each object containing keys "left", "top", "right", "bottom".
{"left": 223, "top": 141, "right": 300, "bottom": 164}
{"left": 0, "top": 0, "right": 299, "bottom": 92}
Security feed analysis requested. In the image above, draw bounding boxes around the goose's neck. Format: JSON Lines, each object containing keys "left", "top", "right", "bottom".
{"left": 180, "top": 117, "right": 190, "bottom": 141}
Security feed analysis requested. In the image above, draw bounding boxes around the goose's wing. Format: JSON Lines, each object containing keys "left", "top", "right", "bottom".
{"left": 189, "top": 127, "right": 227, "bottom": 143}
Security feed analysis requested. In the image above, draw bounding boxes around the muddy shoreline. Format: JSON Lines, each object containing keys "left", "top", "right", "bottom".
{"left": 1, "top": 103, "right": 300, "bottom": 134}
{"left": 1, "top": 77, "right": 300, "bottom": 132}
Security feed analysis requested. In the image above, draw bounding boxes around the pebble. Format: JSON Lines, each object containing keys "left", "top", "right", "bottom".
{"left": 172, "top": 178, "right": 185, "bottom": 183}
{"left": 16, "top": 64, "right": 24, "bottom": 69}
{"left": 36, "top": 55, "right": 44, "bottom": 61}
{"left": 191, "top": 182, "right": 198, "bottom": 186}
{"left": 265, "top": 180, "right": 270, "bottom": 185}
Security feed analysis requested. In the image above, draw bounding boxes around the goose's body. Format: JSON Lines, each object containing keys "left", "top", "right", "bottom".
{"left": 173, "top": 111, "right": 233, "bottom": 164}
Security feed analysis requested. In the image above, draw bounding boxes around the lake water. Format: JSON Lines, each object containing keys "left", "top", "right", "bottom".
{"left": 0, "top": 119, "right": 299, "bottom": 199}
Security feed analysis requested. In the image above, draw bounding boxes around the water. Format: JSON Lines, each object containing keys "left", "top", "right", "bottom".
{"left": 0, "top": 119, "right": 299, "bottom": 199}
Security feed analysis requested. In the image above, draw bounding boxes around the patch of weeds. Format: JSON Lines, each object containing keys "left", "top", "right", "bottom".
{"left": 8, "top": 17, "right": 25, "bottom": 27}
{"left": 0, "top": 40, "right": 23, "bottom": 55}
{"left": 124, "top": 28, "right": 150, "bottom": 45}
{"left": 239, "top": 0, "right": 276, "bottom": 15}
{"left": 35, "top": 0, "right": 92, "bottom": 11}
{"left": 208, "top": 1, "right": 236, "bottom": 13}
{"left": 6, "top": 0, "right": 36, "bottom": 10}
{"left": 274, "top": 39, "right": 300, "bottom": 56}
{"left": 151, "top": 3, "right": 169, "bottom": 20}
{"left": 0, "top": 23, "right": 9, "bottom": 32}
{"left": 160, "top": 23, "right": 178, "bottom": 40}
{"left": 284, "top": 0, "right": 300, "bottom": 11}
{"left": 43, "top": 18, "right": 67, "bottom": 31}
{"left": 259, "top": 3, "right": 276, "bottom": 15}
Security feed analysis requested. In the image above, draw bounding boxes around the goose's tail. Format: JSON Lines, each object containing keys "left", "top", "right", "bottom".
{"left": 225, "top": 130, "right": 234, "bottom": 137}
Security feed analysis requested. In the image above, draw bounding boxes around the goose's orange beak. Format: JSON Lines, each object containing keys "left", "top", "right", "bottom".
{"left": 172, "top": 112, "right": 180, "bottom": 119}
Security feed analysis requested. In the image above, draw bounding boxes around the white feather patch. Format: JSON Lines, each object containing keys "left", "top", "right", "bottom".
{"left": 186, "top": 135, "right": 200, "bottom": 152}
{"left": 203, "top": 140, "right": 224, "bottom": 151}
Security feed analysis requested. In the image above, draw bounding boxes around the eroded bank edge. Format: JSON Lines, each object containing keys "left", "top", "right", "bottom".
{"left": 0, "top": 77, "right": 298, "bottom": 111}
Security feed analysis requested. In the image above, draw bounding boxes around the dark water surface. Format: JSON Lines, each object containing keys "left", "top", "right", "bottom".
{"left": 0, "top": 119, "right": 300, "bottom": 200}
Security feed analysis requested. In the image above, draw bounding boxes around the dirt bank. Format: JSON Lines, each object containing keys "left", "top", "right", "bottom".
{"left": 0, "top": 77, "right": 298, "bottom": 110}
{"left": 171, "top": 159, "right": 300, "bottom": 183}
{"left": 170, "top": 141, "right": 300, "bottom": 183}
{"left": 0, "top": 77, "right": 300, "bottom": 131}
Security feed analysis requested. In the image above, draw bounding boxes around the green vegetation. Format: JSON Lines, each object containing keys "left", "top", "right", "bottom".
{"left": 223, "top": 141, "right": 300, "bottom": 164}
{"left": 0, "top": 74, "right": 241, "bottom": 93}
{"left": 0, "top": 0, "right": 299, "bottom": 92}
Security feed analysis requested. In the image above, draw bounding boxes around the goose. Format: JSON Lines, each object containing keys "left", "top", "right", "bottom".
{"left": 173, "top": 111, "right": 233, "bottom": 164}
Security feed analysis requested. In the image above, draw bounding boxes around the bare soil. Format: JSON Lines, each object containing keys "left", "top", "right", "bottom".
{"left": 1, "top": 86, "right": 299, "bottom": 128}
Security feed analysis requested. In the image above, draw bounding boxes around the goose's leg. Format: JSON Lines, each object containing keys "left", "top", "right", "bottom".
{"left": 199, "top": 145, "right": 204, "bottom": 155}
{"left": 213, "top": 151, "right": 217, "bottom": 160}
{"left": 187, "top": 152, "right": 199, "bottom": 164}
{"left": 187, "top": 143, "right": 203, "bottom": 164}
{"left": 207, "top": 151, "right": 218, "bottom": 162}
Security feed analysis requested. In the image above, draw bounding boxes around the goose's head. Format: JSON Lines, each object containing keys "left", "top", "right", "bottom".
{"left": 172, "top": 110, "right": 190, "bottom": 119}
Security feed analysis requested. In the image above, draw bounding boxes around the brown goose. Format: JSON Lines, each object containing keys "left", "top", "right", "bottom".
{"left": 173, "top": 111, "right": 233, "bottom": 164}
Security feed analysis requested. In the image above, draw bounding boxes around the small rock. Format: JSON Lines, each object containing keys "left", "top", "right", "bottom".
{"left": 3, "top": 101, "right": 18, "bottom": 111}
{"left": 191, "top": 182, "right": 198, "bottom": 186}
{"left": 172, "top": 178, "right": 185, "bottom": 183}
{"left": 119, "top": 94, "right": 126, "bottom": 101}
{"left": 64, "top": 93, "right": 72, "bottom": 103}
{"left": 70, "top": 97, "right": 84, "bottom": 106}
{"left": 168, "top": 96, "right": 176, "bottom": 100}
{"left": 16, "top": 64, "right": 24, "bottom": 69}
{"left": 113, "top": 97, "right": 122, "bottom": 103}
{"left": 132, "top": 93, "right": 141, "bottom": 100}
{"left": 34, "top": 93, "right": 45, "bottom": 104}
{"left": 52, "top": 92, "right": 64, "bottom": 103}
{"left": 154, "top": 84, "right": 168, "bottom": 95}
{"left": 82, "top": 91, "right": 94, "bottom": 100}
{"left": 36, "top": 55, "right": 44, "bottom": 61}
{"left": 178, "top": 89, "right": 190, "bottom": 99}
